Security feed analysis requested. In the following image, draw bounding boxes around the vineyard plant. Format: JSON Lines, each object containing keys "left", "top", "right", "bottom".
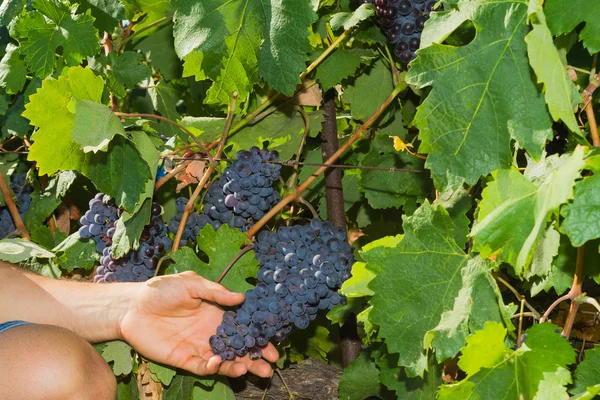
{"left": 2, "top": 0, "right": 600, "bottom": 398}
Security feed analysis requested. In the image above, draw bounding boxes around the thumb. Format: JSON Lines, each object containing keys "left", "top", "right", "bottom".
{"left": 183, "top": 272, "right": 245, "bottom": 306}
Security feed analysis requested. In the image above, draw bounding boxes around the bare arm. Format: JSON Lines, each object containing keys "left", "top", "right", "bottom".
{"left": 0, "top": 261, "right": 133, "bottom": 342}
{"left": 0, "top": 262, "right": 278, "bottom": 378}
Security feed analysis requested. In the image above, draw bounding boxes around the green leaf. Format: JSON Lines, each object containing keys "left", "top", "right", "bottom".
{"left": 338, "top": 350, "right": 384, "bottom": 400}
{"left": 526, "top": 224, "right": 561, "bottom": 280}
{"left": 368, "top": 202, "right": 467, "bottom": 376}
{"left": 359, "top": 134, "right": 432, "bottom": 209}
{"left": 343, "top": 59, "right": 393, "bottom": 121}
{"left": 525, "top": 7, "right": 580, "bottom": 133}
{"left": 10, "top": 0, "right": 98, "bottom": 77}
{"left": 534, "top": 368, "right": 572, "bottom": 400}
{"left": 167, "top": 225, "right": 258, "bottom": 293}
{"left": 571, "top": 386, "right": 600, "bottom": 400}
{"left": 424, "top": 256, "right": 512, "bottom": 363}
{"left": 456, "top": 321, "right": 509, "bottom": 376}
{"left": 561, "top": 173, "right": 600, "bottom": 247}
{"left": 109, "top": 51, "right": 151, "bottom": 88}
{"left": 78, "top": 0, "right": 125, "bottom": 33}
{"left": 545, "top": 0, "right": 600, "bottom": 55}
{"left": 148, "top": 82, "right": 180, "bottom": 137}
{"left": 174, "top": 0, "right": 316, "bottom": 105}
{"left": 0, "top": 43, "right": 26, "bottom": 94}
{"left": 259, "top": 1, "right": 317, "bottom": 95}
{"left": 330, "top": 3, "right": 374, "bottom": 31}
{"left": 472, "top": 148, "right": 585, "bottom": 274}
{"left": 315, "top": 48, "right": 377, "bottom": 90}
{"left": 439, "top": 323, "right": 576, "bottom": 400}
{"left": 340, "top": 261, "right": 375, "bottom": 297}
{"left": 110, "top": 198, "right": 152, "bottom": 258}
{"left": 24, "top": 67, "right": 152, "bottom": 211}
{"left": 18, "top": 256, "right": 62, "bottom": 278}
{"left": 136, "top": 25, "right": 181, "bottom": 81}
{"left": 163, "top": 374, "right": 234, "bottom": 400}
{"left": 149, "top": 361, "right": 176, "bottom": 386}
{"left": 377, "top": 351, "right": 443, "bottom": 399}
{"left": 287, "top": 324, "right": 332, "bottom": 363}
{"left": 101, "top": 341, "right": 133, "bottom": 376}
{"left": 407, "top": 0, "right": 553, "bottom": 188}
{"left": 72, "top": 99, "right": 126, "bottom": 152}
{"left": 434, "top": 186, "right": 471, "bottom": 248}
{"left": 0, "top": 0, "right": 25, "bottom": 26}
{"left": 572, "top": 346, "right": 600, "bottom": 395}
{"left": 1, "top": 78, "right": 41, "bottom": 139}
{"left": 230, "top": 109, "right": 325, "bottom": 161}
{"left": 0, "top": 238, "right": 54, "bottom": 263}
{"left": 52, "top": 232, "right": 98, "bottom": 272}
{"left": 116, "top": 375, "right": 139, "bottom": 400}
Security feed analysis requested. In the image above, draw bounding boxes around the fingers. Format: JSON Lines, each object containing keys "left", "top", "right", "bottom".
{"left": 261, "top": 343, "right": 279, "bottom": 363}
{"left": 185, "top": 355, "right": 222, "bottom": 376}
{"left": 181, "top": 271, "right": 245, "bottom": 306}
{"left": 242, "top": 358, "right": 273, "bottom": 378}
{"left": 217, "top": 360, "right": 248, "bottom": 377}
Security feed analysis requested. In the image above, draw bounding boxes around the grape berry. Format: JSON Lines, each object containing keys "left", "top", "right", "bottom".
{"left": 168, "top": 146, "right": 281, "bottom": 243}
{"left": 210, "top": 219, "right": 353, "bottom": 361}
{"left": 359, "top": 0, "right": 435, "bottom": 62}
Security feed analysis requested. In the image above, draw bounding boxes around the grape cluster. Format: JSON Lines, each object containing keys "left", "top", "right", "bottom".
{"left": 359, "top": 0, "right": 434, "bottom": 62}
{"left": 0, "top": 174, "right": 33, "bottom": 240}
{"left": 93, "top": 203, "right": 172, "bottom": 283}
{"left": 210, "top": 219, "right": 353, "bottom": 361}
{"left": 78, "top": 193, "right": 119, "bottom": 252}
{"left": 168, "top": 147, "right": 281, "bottom": 243}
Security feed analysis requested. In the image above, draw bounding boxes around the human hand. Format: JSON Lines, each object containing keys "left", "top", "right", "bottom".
{"left": 119, "top": 271, "right": 278, "bottom": 378}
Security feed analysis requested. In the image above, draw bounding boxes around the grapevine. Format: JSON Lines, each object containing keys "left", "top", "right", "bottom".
{"left": 1, "top": 1, "right": 599, "bottom": 399}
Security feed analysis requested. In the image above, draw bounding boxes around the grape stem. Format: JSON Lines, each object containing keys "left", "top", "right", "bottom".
{"left": 275, "top": 368, "right": 295, "bottom": 399}
{"left": 154, "top": 159, "right": 192, "bottom": 191}
{"left": 0, "top": 172, "right": 30, "bottom": 240}
{"left": 296, "top": 197, "right": 318, "bottom": 219}
{"left": 493, "top": 275, "right": 540, "bottom": 319}
{"left": 170, "top": 93, "right": 238, "bottom": 253}
{"left": 216, "top": 244, "right": 254, "bottom": 284}
{"left": 246, "top": 83, "right": 405, "bottom": 240}
{"left": 114, "top": 112, "right": 207, "bottom": 154}
{"left": 101, "top": 32, "right": 119, "bottom": 112}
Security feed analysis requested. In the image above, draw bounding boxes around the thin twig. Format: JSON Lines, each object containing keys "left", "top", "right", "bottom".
{"left": 568, "top": 65, "right": 592, "bottom": 75}
{"left": 275, "top": 369, "right": 295, "bottom": 400}
{"left": 299, "top": 29, "right": 352, "bottom": 81}
{"left": 261, "top": 371, "right": 274, "bottom": 400}
{"left": 246, "top": 84, "right": 404, "bottom": 239}
{"left": 101, "top": 32, "right": 119, "bottom": 112}
{"left": 115, "top": 112, "right": 206, "bottom": 152}
{"left": 296, "top": 197, "right": 318, "bottom": 219}
{"left": 0, "top": 173, "right": 30, "bottom": 240}
{"left": 517, "top": 298, "right": 526, "bottom": 348}
{"left": 584, "top": 96, "right": 600, "bottom": 146}
{"left": 510, "top": 312, "right": 538, "bottom": 320}
{"left": 540, "top": 293, "right": 571, "bottom": 323}
{"left": 287, "top": 107, "right": 311, "bottom": 194}
{"left": 154, "top": 254, "right": 172, "bottom": 278}
{"left": 116, "top": 16, "right": 173, "bottom": 51}
{"left": 171, "top": 93, "right": 237, "bottom": 252}
{"left": 154, "top": 159, "right": 192, "bottom": 191}
{"left": 494, "top": 275, "right": 540, "bottom": 319}
{"left": 216, "top": 244, "right": 254, "bottom": 284}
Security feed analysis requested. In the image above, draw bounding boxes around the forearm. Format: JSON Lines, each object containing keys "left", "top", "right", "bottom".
{"left": 0, "top": 262, "right": 138, "bottom": 342}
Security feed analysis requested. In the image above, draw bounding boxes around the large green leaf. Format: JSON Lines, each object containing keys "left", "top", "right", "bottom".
{"left": 315, "top": 48, "right": 377, "bottom": 90}
{"left": 472, "top": 148, "right": 585, "bottom": 274}
{"left": 174, "top": 0, "right": 316, "bottom": 106}
{"left": 72, "top": 99, "right": 126, "bottom": 152}
{"left": 0, "top": 43, "right": 26, "bottom": 94}
{"left": 377, "top": 351, "right": 443, "bottom": 399}
{"left": 10, "top": 0, "right": 98, "bottom": 77}
{"left": 407, "top": 0, "right": 552, "bottom": 188}
{"left": 78, "top": 0, "right": 125, "bottom": 33}
{"left": 572, "top": 346, "right": 600, "bottom": 395}
{"left": 338, "top": 350, "right": 385, "bottom": 400}
{"left": 525, "top": 4, "right": 580, "bottom": 133}
{"left": 24, "top": 67, "right": 151, "bottom": 211}
{"left": 424, "top": 257, "right": 512, "bottom": 363}
{"left": 561, "top": 172, "right": 600, "bottom": 247}
{"left": 439, "top": 323, "right": 576, "bottom": 400}
{"left": 359, "top": 134, "right": 432, "bottom": 209}
{"left": 101, "top": 341, "right": 134, "bottom": 376}
{"left": 135, "top": 25, "right": 181, "bottom": 81}
{"left": 108, "top": 51, "right": 151, "bottom": 89}
{"left": 343, "top": 59, "right": 394, "bottom": 121}
{"left": 163, "top": 374, "right": 234, "bottom": 400}
{"left": 545, "top": 0, "right": 600, "bottom": 55}
{"left": 53, "top": 232, "right": 98, "bottom": 272}
{"left": 166, "top": 225, "right": 258, "bottom": 293}
{"left": 368, "top": 202, "right": 467, "bottom": 376}
{"left": 0, "top": 238, "right": 54, "bottom": 263}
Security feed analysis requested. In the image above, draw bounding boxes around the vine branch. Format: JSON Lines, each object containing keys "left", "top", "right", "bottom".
{"left": 0, "top": 173, "right": 30, "bottom": 240}
{"left": 216, "top": 244, "right": 254, "bottom": 284}
{"left": 171, "top": 93, "right": 237, "bottom": 252}
{"left": 246, "top": 84, "right": 404, "bottom": 239}
{"left": 115, "top": 112, "right": 206, "bottom": 152}
{"left": 154, "top": 159, "right": 192, "bottom": 191}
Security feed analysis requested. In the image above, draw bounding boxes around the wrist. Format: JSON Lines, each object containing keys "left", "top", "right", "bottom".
{"left": 107, "top": 282, "right": 141, "bottom": 341}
